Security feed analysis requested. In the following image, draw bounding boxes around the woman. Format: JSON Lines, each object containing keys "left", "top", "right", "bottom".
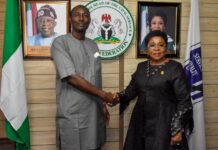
{"left": 118, "top": 31, "right": 193, "bottom": 150}
{"left": 140, "top": 10, "right": 175, "bottom": 52}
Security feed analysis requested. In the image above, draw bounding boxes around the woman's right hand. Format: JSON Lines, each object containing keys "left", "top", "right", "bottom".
{"left": 107, "top": 93, "right": 120, "bottom": 107}
{"left": 170, "top": 131, "right": 183, "bottom": 146}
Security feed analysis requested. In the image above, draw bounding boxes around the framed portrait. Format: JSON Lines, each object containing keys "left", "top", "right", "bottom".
{"left": 137, "top": 2, "right": 181, "bottom": 58}
{"left": 21, "top": 0, "right": 70, "bottom": 59}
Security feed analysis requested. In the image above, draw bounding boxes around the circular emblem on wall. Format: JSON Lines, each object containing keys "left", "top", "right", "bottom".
{"left": 86, "top": 0, "right": 134, "bottom": 59}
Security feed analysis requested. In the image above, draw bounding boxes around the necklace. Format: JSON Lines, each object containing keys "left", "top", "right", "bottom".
{"left": 146, "top": 60, "right": 165, "bottom": 77}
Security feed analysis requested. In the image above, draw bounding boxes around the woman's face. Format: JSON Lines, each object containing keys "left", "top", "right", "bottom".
{"left": 150, "top": 16, "right": 165, "bottom": 32}
{"left": 147, "top": 36, "right": 167, "bottom": 62}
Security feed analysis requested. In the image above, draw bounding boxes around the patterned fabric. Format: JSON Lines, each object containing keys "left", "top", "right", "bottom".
{"left": 171, "top": 106, "right": 193, "bottom": 136}
{"left": 37, "top": 5, "right": 57, "bottom": 19}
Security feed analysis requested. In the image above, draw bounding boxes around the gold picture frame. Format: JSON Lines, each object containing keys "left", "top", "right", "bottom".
{"left": 21, "top": 0, "right": 70, "bottom": 59}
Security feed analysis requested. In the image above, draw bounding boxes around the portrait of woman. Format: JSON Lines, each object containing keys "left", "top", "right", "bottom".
{"left": 140, "top": 10, "right": 175, "bottom": 52}
{"left": 137, "top": 2, "right": 181, "bottom": 58}
{"left": 115, "top": 31, "right": 193, "bottom": 150}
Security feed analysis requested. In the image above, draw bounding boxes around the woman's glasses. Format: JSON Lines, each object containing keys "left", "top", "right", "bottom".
{"left": 147, "top": 43, "right": 166, "bottom": 50}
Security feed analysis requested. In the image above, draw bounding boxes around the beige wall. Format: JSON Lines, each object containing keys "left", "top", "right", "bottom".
{"left": 0, "top": 0, "right": 218, "bottom": 150}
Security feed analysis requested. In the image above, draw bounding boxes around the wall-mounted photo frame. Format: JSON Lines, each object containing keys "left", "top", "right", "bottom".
{"left": 137, "top": 2, "right": 181, "bottom": 58}
{"left": 21, "top": 0, "right": 70, "bottom": 59}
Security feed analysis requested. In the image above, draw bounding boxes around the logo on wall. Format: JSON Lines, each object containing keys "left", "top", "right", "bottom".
{"left": 86, "top": 0, "right": 134, "bottom": 59}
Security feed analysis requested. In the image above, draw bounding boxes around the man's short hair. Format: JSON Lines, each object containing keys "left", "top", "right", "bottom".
{"left": 70, "top": 5, "right": 90, "bottom": 17}
{"left": 37, "top": 5, "right": 57, "bottom": 20}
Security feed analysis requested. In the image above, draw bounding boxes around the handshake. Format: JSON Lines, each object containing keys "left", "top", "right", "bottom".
{"left": 101, "top": 92, "right": 120, "bottom": 107}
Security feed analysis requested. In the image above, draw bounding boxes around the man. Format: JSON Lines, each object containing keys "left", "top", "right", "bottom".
{"left": 27, "top": 5, "right": 60, "bottom": 46}
{"left": 51, "top": 5, "right": 114, "bottom": 150}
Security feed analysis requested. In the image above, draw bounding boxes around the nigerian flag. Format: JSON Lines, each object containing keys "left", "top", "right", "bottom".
{"left": 0, "top": 0, "right": 30, "bottom": 150}
{"left": 140, "top": 6, "right": 149, "bottom": 44}
{"left": 26, "top": 3, "right": 34, "bottom": 36}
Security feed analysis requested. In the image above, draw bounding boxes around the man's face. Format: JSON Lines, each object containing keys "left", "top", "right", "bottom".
{"left": 150, "top": 16, "right": 165, "bottom": 32}
{"left": 37, "top": 16, "right": 56, "bottom": 37}
{"left": 70, "top": 7, "right": 91, "bottom": 33}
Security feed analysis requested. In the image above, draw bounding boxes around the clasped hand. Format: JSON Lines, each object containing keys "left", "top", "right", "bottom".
{"left": 102, "top": 92, "right": 120, "bottom": 107}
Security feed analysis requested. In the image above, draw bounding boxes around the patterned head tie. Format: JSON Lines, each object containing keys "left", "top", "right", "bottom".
{"left": 37, "top": 5, "right": 57, "bottom": 19}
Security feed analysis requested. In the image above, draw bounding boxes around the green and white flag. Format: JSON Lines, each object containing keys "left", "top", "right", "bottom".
{"left": 26, "top": 3, "right": 33, "bottom": 36}
{"left": 26, "top": 3, "right": 37, "bottom": 36}
{"left": 140, "top": 6, "right": 149, "bottom": 44}
{"left": 0, "top": 0, "right": 30, "bottom": 150}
